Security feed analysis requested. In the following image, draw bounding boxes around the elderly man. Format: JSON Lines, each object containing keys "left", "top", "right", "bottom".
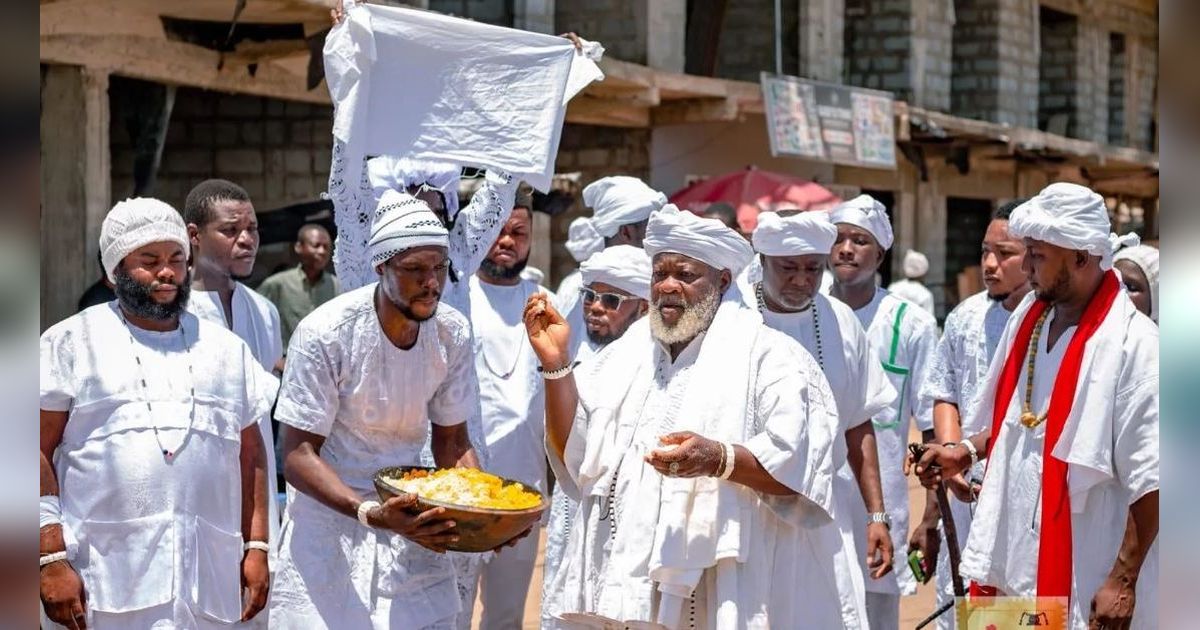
{"left": 914, "top": 183, "right": 1158, "bottom": 629}
{"left": 1113, "top": 241, "right": 1158, "bottom": 323}
{"left": 748, "top": 210, "right": 897, "bottom": 629}
{"left": 887, "top": 249, "right": 936, "bottom": 314}
{"left": 270, "top": 190, "right": 521, "bottom": 629}
{"left": 917, "top": 198, "right": 1031, "bottom": 629}
{"left": 257, "top": 223, "right": 340, "bottom": 349}
{"left": 183, "top": 178, "right": 285, "bottom": 561}
{"left": 40, "top": 198, "right": 271, "bottom": 629}
{"left": 540, "top": 245, "right": 650, "bottom": 629}
{"left": 524, "top": 205, "right": 844, "bottom": 628}
{"left": 828, "top": 194, "right": 939, "bottom": 630}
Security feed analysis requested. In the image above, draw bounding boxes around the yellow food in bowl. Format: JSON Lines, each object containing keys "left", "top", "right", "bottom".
{"left": 382, "top": 468, "right": 541, "bottom": 510}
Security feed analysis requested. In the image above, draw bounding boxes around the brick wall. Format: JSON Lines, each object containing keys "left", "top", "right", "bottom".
{"left": 844, "top": 0, "right": 952, "bottom": 111}
{"left": 1038, "top": 7, "right": 1077, "bottom": 136}
{"left": 557, "top": 1, "right": 645, "bottom": 65}
{"left": 1075, "top": 20, "right": 1110, "bottom": 144}
{"left": 951, "top": 0, "right": 1038, "bottom": 128}
{"left": 548, "top": 123, "right": 651, "bottom": 284}
{"left": 713, "top": 0, "right": 798, "bottom": 81}
{"left": 1107, "top": 32, "right": 1126, "bottom": 145}
{"left": 799, "top": 0, "right": 845, "bottom": 83}
{"left": 1131, "top": 37, "right": 1157, "bottom": 151}
{"left": 111, "top": 87, "right": 333, "bottom": 214}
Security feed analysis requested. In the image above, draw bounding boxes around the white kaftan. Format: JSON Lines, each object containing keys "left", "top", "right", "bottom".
{"left": 843, "top": 288, "right": 938, "bottom": 598}
{"left": 187, "top": 282, "right": 284, "bottom": 562}
{"left": 918, "top": 291, "right": 1016, "bottom": 629}
{"left": 40, "top": 303, "right": 272, "bottom": 629}
{"left": 960, "top": 293, "right": 1159, "bottom": 629}
{"left": 756, "top": 292, "right": 896, "bottom": 629}
{"left": 546, "top": 296, "right": 843, "bottom": 629}
{"left": 269, "top": 285, "right": 478, "bottom": 629}
{"left": 887, "top": 279, "right": 936, "bottom": 315}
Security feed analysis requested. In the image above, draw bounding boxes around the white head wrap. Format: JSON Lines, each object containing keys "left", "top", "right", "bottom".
{"left": 567, "top": 176, "right": 667, "bottom": 261}
{"left": 367, "top": 155, "right": 462, "bottom": 219}
{"left": 1008, "top": 183, "right": 1117, "bottom": 269}
{"left": 643, "top": 204, "right": 754, "bottom": 275}
{"left": 580, "top": 245, "right": 652, "bottom": 301}
{"left": 902, "top": 249, "right": 929, "bottom": 278}
{"left": 368, "top": 189, "right": 449, "bottom": 266}
{"left": 751, "top": 210, "right": 837, "bottom": 257}
{"left": 829, "top": 194, "right": 894, "bottom": 250}
{"left": 99, "top": 198, "right": 190, "bottom": 283}
{"left": 1113, "top": 239, "right": 1158, "bottom": 321}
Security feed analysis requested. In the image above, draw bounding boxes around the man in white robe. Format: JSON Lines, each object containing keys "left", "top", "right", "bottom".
{"left": 915, "top": 183, "right": 1158, "bottom": 629}
{"left": 748, "top": 210, "right": 897, "bottom": 629}
{"left": 269, "top": 191, "right": 526, "bottom": 629}
{"left": 524, "top": 205, "right": 844, "bottom": 629}
{"left": 887, "top": 249, "right": 936, "bottom": 315}
{"left": 828, "top": 194, "right": 939, "bottom": 629}
{"left": 182, "top": 178, "right": 284, "bottom": 563}
{"left": 39, "top": 198, "right": 271, "bottom": 629}
{"left": 917, "top": 198, "right": 1031, "bottom": 629}
{"left": 557, "top": 176, "right": 667, "bottom": 357}
{"left": 464, "top": 194, "right": 553, "bottom": 628}
{"left": 541, "top": 245, "right": 651, "bottom": 629}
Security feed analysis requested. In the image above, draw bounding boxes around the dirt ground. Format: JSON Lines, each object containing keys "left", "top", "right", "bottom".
{"left": 473, "top": 425, "right": 941, "bottom": 629}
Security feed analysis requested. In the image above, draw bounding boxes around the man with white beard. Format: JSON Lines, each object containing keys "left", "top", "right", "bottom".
{"left": 540, "top": 245, "right": 650, "bottom": 629}
{"left": 914, "top": 183, "right": 1158, "bottom": 629}
{"left": 828, "top": 194, "right": 938, "bottom": 630}
{"left": 748, "top": 210, "right": 897, "bottom": 629}
{"left": 916, "top": 198, "right": 1031, "bottom": 629}
{"left": 524, "top": 205, "right": 844, "bottom": 628}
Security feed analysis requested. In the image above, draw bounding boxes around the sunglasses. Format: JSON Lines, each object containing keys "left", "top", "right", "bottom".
{"left": 580, "top": 287, "right": 635, "bottom": 310}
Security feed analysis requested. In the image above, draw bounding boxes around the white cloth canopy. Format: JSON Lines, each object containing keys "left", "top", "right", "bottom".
{"left": 829, "top": 194, "right": 893, "bottom": 250}
{"left": 1009, "top": 183, "right": 1116, "bottom": 269}
{"left": 643, "top": 204, "right": 754, "bottom": 275}
{"left": 99, "top": 197, "right": 189, "bottom": 283}
{"left": 1114, "top": 241, "right": 1159, "bottom": 322}
{"left": 751, "top": 210, "right": 838, "bottom": 257}
{"left": 566, "top": 177, "right": 667, "bottom": 260}
{"left": 579, "top": 245, "right": 652, "bottom": 300}
{"left": 368, "top": 155, "right": 462, "bottom": 219}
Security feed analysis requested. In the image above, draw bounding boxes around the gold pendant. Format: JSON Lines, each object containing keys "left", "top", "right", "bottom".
{"left": 1020, "top": 412, "right": 1046, "bottom": 428}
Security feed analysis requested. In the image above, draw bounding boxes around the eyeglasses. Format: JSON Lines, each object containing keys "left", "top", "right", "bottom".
{"left": 580, "top": 287, "right": 635, "bottom": 310}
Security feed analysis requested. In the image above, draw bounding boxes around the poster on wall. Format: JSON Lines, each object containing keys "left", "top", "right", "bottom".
{"left": 761, "top": 72, "right": 896, "bottom": 170}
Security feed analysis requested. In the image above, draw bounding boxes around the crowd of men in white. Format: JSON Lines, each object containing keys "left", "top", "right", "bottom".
{"left": 39, "top": 160, "right": 1159, "bottom": 630}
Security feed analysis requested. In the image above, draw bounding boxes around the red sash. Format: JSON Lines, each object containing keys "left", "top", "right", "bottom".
{"left": 969, "top": 270, "right": 1121, "bottom": 601}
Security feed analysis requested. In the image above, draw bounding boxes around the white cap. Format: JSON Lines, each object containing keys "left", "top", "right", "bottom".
{"left": 643, "top": 205, "right": 754, "bottom": 275}
{"left": 829, "top": 194, "right": 894, "bottom": 250}
{"left": 751, "top": 211, "right": 838, "bottom": 257}
{"left": 368, "top": 189, "right": 450, "bottom": 265}
{"left": 99, "top": 198, "right": 190, "bottom": 283}
{"left": 902, "top": 250, "right": 929, "bottom": 278}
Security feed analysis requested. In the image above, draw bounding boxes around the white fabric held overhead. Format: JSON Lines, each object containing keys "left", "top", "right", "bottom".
{"left": 324, "top": 2, "right": 603, "bottom": 192}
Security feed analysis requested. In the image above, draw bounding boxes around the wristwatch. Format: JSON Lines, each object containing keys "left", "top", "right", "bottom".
{"left": 867, "top": 512, "right": 891, "bottom": 530}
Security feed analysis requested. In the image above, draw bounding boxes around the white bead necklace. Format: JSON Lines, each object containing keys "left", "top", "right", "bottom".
{"left": 119, "top": 311, "right": 197, "bottom": 461}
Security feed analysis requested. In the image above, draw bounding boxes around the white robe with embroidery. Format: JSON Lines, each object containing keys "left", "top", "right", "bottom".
{"left": 960, "top": 291, "right": 1159, "bottom": 629}
{"left": 40, "top": 303, "right": 272, "bottom": 629}
{"left": 546, "top": 295, "right": 843, "bottom": 629}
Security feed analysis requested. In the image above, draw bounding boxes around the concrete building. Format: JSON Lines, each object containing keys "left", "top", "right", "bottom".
{"left": 40, "top": 0, "right": 1158, "bottom": 328}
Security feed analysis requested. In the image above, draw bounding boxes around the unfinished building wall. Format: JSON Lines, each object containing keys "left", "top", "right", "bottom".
{"left": 557, "top": 0, "right": 685, "bottom": 71}
{"left": 950, "top": 0, "right": 1038, "bottom": 127}
{"left": 844, "top": 0, "right": 953, "bottom": 111}
{"left": 713, "top": 0, "right": 798, "bottom": 81}
{"left": 1037, "top": 6, "right": 1077, "bottom": 136}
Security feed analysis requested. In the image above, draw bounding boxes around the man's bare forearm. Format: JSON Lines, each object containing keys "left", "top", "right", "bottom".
{"left": 932, "top": 400, "right": 963, "bottom": 444}
{"left": 846, "top": 421, "right": 886, "bottom": 513}
{"left": 40, "top": 410, "right": 68, "bottom": 554}
{"left": 240, "top": 426, "right": 270, "bottom": 542}
{"left": 281, "top": 426, "right": 367, "bottom": 520}
{"left": 543, "top": 372, "right": 580, "bottom": 462}
{"left": 1110, "top": 490, "right": 1159, "bottom": 584}
{"left": 432, "top": 423, "right": 478, "bottom": 469}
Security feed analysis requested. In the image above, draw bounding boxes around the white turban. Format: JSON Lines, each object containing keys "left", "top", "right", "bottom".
{"left": 100, "top": 197, "right": 190, "bottom": 283}
{"left": 751, "top": 211, "right": 837, "bottom": 257}
{"left": 367, "top": 155, "right": 462, "bottom": 219}
{"left": 368, "top": 189, "right": 449, "bottom": 266}
{"left": 643, "top": 204, "right": 753, "bottom": 275}
{"left": 829, "top": 194, "right": 894, "bottom": 250}
{"left": 902, "top": 250, "right": 929, "bottom": 278}
{"left": 1113, "top": 239, "right": 1159, "bottom": 321}
{"left": 580, "top": 245, "right": 652, "bottom": 301}
{"left": 1009, "top": 183, "right": 1117, "bottom": 269}
{"left": 567, "top": 176, "right": 667, "bottom": 261}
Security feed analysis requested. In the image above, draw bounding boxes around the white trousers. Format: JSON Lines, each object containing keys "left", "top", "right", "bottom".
{"left": 457, "top": 529, "right": 540, "bottom": 630}
{"left": 865, "top": 592, "right": 900, "bottom": 630}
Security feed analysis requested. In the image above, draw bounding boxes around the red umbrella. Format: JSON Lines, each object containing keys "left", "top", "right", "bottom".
{"left": 669, "top": 166, "right": 842, "bottom": 232}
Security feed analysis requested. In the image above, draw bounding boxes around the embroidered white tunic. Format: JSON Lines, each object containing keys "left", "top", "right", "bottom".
{"left": 960, "top": 293, "right": 1159, "bottom": 629}
{"left": 269, "top": 286, "right": 477, "bottom": 629}
{"left": 756, "top": 292, "right": 896, "bottom": 628}
{"left": 546, "top": 300, "right": 843, "bottom": 629}
{"left": 918, "top": 290, "right": 1016, "bottom": 628}
{"left": 844, "top": 288, "right": 938, "bottom": 596}
{"left": 40, "top": 303, "right": 272, "bottom": 629}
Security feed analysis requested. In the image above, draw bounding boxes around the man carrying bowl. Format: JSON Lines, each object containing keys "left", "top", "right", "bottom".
{"left": 269, "top": 189, "right": 525, "bottom": 629}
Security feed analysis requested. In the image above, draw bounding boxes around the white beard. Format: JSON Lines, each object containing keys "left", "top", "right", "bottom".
{"left": 649, "top": 288, "right": 719, "bottom": 346}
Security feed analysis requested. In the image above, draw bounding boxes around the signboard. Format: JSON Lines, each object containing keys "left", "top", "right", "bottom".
{"left": 761, "top": 72, "right": 897, "bottom": 170}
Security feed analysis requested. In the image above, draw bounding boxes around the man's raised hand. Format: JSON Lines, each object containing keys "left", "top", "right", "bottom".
{"left": 523, "top": 294, "right": 571, "bottom": 370}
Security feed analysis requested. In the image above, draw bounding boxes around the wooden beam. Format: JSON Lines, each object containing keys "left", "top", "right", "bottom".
{"left": 565, "top": 96, "right": 650, "bottom": 128}
{"left": 585, "top": 83, "right": 661, "bottom": 107}
{"left": 651, "top": 98, "right": 738, "bottom": 126}
{"left": 41, "top": 33, "right": 331, "bottom": 104}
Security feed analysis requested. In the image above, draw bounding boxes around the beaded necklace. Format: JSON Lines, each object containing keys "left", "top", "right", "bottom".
{"left": 1019, "top": 308, "right": 1052, "bottom": 429}
{"left": 755, "top": 282, "right": 824, "bottom": 370}
{"left": 120, "top": 312, "right": 197, "bottom": 460}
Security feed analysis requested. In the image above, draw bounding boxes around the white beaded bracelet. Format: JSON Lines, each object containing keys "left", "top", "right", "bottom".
{"left": 243, "top": 540, "right": 271, "bottom": 554}
{"left": 40, "top": 551, "right": 68, "bottom": 568}
{"left": 539, "top": 363, "right": 574, "bottom": 380}
{"left": 718, "top": 442, "right": 736, "bottom": 480}
{"left": 357, "top": 500, "right": 381, "bottom": 527}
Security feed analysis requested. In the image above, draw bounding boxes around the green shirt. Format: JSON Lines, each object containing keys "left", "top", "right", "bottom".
{"left": 256, "top": 265, "right": 341, "bottom": 349}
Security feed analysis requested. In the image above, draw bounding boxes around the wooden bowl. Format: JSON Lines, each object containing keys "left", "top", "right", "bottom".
{"left": 372, "top": 466, "right": 546, "bottom": 553}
